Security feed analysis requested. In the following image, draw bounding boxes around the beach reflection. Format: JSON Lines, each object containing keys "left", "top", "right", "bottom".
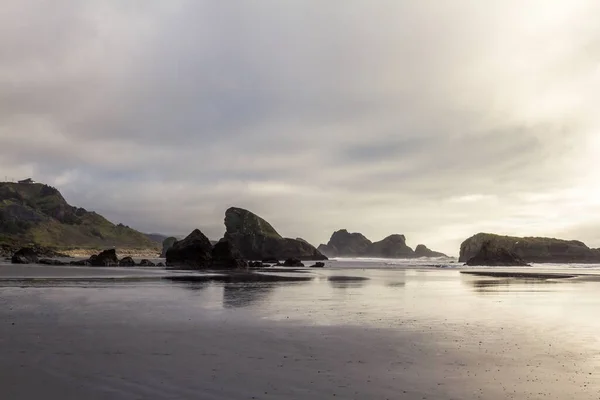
{"left": 222, "top": 283, "right": 275, "bottom": 308}
{"left": 462, "top": 276, "right": 572, "bottom": 294}
{"left": 327, "top": 276, "right": 370, "bottom": 289}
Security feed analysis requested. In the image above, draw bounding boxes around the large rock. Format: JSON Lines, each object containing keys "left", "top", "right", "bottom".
{"left": 161, "top": 237, "right": 177, "bottom": 258}
{"left": 460, "top": 233, "right": 600, "bottom": 264}
{"left": 211, "top": 240, "right": 247, "bottom": 269}
{"left": 318, "top": 229, "right": 372, "bottom": 257}
{"left": 119, "top": 256, "right": 136, "bottom": 267}
{"left": 11, "top": 247, "right": 39, "bottom": 264}
{"left": 414, "top": 244, "right": 447, "bottom": 258}
{"left": 368, "top": 234, "right": 415, "bottom": 258}
{"left": 88, "top": 249, "right": 119, "bottom": 266}
{"left": 223, "top": 207, "right": 327, "bottom": 261}
{"left": 166, "top": 229, "right": 213, "bottom": 269}
{"left": 465, "top": 241, "right": 529, "bottom": 266}
{"left": 319, "top": 230, "right": 445, "bottom": 259}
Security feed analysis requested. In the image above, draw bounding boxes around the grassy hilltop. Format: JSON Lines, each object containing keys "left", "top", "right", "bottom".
{"left": 0, "top": 182, "right": 157, "bottom": 250}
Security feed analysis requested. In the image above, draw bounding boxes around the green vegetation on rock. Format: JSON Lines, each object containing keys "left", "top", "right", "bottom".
{"left": 0, "top": 182, "right": 157, "bottom": 250}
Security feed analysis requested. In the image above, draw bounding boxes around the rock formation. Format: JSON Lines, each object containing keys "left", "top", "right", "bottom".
{"left": 223, "top": 207, "right": 326, "bottom": 261}
{"left": 459, "top": 233, "right": 600, "bottom": 264}
{"left": 161, "top": 237, "right": 177, "bottom": 257}
{"left": 318, "top": 230, "right": 371, "bottom": 257}
{"left": 119, "top": 256, "right": 136, "bottom": 267}
{"left": 11, "top": 247, "right": 39, "bottom": 264}
{"left": 465, "top": 241, "right": 529, "bottom": 266}
{"left": 369, "top": 234, "right": 415, "bottom": 258}
{"left": 165, "top": 229, "right": 248, "bottom": 270}
{"left": 165, "top": 229, "right": 213, "bottom": 269}
{"left": 318, "top": 230, "right": 447, "bottom": 259}
{"left": 414, "top": 244, "right": 447, "bottom": 258}
{"left": 88, "top": 249, "right": 119, "bottom": 266}
{"left": 211, "top": 240, "right": 248, "bottom": 269}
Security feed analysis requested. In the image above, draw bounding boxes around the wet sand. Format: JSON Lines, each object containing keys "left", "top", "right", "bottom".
{"left": 1, "top": 263, "right": 600, "bottom": 399}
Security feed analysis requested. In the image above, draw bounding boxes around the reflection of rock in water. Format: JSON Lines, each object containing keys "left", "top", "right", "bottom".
{"left": 327, "top": 276, "right": 369, "bottom": 289}
{"left": 179, "top": 281, "right": 210, "bottom": 292}
{"left": 165, "top": 272, "right": 313, "bottom": 307}
{"left": 386, "top": 281, "right": 406, "bottom": 289}
{"left": 464, "top": 277, "right": 565, "bottom": 294}
{"left": 222, "top": 283, "right": 274, "bottom": 308}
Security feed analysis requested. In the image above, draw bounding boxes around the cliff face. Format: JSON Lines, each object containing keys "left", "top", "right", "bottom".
{"left": 223, "top": 207, "right": 326, "bottom": 261}
{"left": 0, "top": 182, "right": 157, "bottom": 250}
{"left": 459, "top": 233, "right": 600, "bottom": 263}
{"left": 318, "top": 230, "right": 447, "bottom": 259}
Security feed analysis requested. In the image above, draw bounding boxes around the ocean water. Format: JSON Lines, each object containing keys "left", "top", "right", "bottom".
{"left": 1, "top": 259, "right": 600, "bottom": 399}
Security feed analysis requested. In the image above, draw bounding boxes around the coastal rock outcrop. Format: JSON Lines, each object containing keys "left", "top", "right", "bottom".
{"left": 89, "top": 249, "right": 119, "bottom": 266}
{"left": 318, "top": 230, "right": 372, "bottom": 257}
{"left": 460, "top": 233, "right": 600, "bottom": 264}
{"left": 211, "top": 240, "right": 247, "bottom": 269}
{"left": 369, "top": 234, "right": 415, "bottom": 258}
{"left": 414, "top": 244, "right": 447, "bottom": 258}
{"left": 166, "top": 229, "right": 213, "bottom": 269}
{"left": 165, "top": 229, "right": 248, "bottom": 269}
{"left": 319, "top": 230, "right": 447, "bottom": 259}
{"left": 465, "top": 241, "right": 529, "bottom": 266}
{"left": 223, "top": 207, "right": 327, "bottom": 261}
{"left": 119, "top": 256, "right": 136, "bottom": 267}
{"left": 11, "top": 247, "right": 39, "bottom": 264}
{"left": 161, "top": 237, "right": 177, "bottom": 258}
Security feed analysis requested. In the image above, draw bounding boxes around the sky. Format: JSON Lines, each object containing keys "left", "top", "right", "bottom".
{"left": 1, "top": 0, "right": 599, "bottom": 255}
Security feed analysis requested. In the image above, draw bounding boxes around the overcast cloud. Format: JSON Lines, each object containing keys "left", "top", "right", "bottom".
{"left": 2, "top": 0, "right": 599, "bottom": 255}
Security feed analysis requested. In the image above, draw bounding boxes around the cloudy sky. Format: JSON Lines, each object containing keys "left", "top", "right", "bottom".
{"left": 2, "top": 1, "right": 599, "bottom": 255}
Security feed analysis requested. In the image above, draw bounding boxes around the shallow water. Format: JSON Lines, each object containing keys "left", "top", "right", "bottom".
{"left": 1, "top": 260, "right": 600, "bottom": 399}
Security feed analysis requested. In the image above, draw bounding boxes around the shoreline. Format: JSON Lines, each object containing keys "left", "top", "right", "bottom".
{"left": 60, "top": 248, "right": 160, "bottom": 258}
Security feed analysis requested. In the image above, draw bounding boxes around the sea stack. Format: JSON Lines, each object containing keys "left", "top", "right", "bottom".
{"left": 318, "top": 229, "right": 447, "bottom": 259}
{"left": 222, "top": 207, "right": 327, "bottom": 261}
{"left": 460, "top": 233, "right": 600, "bottom": 264}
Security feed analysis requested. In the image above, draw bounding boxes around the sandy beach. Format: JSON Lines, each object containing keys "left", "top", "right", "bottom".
{"left": 1, "top": 261, "right": 600, "bottom": 399}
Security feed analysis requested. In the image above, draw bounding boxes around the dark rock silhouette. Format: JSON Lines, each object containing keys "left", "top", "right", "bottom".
{"left": 414, "top": 244, "right": 447, "bottom": 258}
{"left": 211, "top": 240, "right": 247, "bottom": 269}
{"left": 119, "top": 256, "right": 136, "bottom": 267}
{"left": 89, "top": 249, "right": 119, "bottom": 266}
{"left": 465, "top": 241, "right": 529, "bottom": 266}
{"left": 280, "top": 258, "right": 305, "bottom": 267}
{"left": 460, "top": 233, "right": 600, "bottom": 263}
{"left": 223, "top": 207, "right": 326, "bottom": 261}
{"left": 319, "top": 230, "right": 446, "bottom": 259}
{"left": 166, "top": 229, "right": 213, "bottom": 269}
{"left": 11, "top": 247, "right": 39, "bottom": 264}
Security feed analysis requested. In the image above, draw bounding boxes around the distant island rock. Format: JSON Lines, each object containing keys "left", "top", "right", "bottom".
{"left": 223, "top": 207, "right": 326, "bottom": 261}
{"left": 464, "top": 241, "right": 529, "bottom": 266}
{"left": 414, "top": 244, "right": 447, "bottom": 258}
{"left": 460, "top": 233, "right": 600, "bottom": 264}
{"left": 318, "top": 229, "right": 447, "bottom": 259}
{"left": 0, "top": 181, "right": 158, "bottom": 252}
